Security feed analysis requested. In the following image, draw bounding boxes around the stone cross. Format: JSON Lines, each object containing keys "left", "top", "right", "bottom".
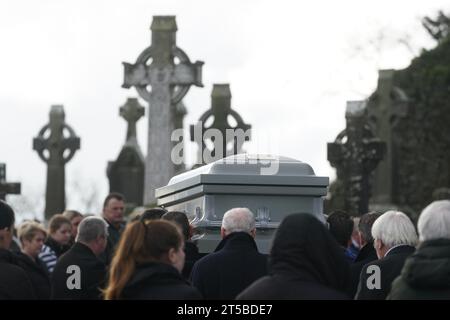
{"left": 33, "top": 105, "right": 80, "bottom": 220}
{"left": 122, "top": 16, "right": 203, "bottom": 205}
{"left": 0, "top": 163, "right": 21, "bottom": 201}
{"left": 328, "top": 101, "right": 385, "bottom": 215}
{"left": 190, "top": 84, "right": 251, "bottom": 165}
{"left": 107, "top": 98, "right": 145, "bottom": 207}
{"left": 120, "top": 98, "right": 145, "bottom": 142}
{"left": 367, "top": 69, "right": 408, "bottom": 206}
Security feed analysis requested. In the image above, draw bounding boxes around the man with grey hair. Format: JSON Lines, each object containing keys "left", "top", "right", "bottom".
{"left": 355, "top": 210, "right": 417, "bottom": 299}
{"left": 389, "top": 200, "right": 450, "bottom": 299}
{"left": 190, "top": 208, "right": 267, "bottom": 299}
{"left": 51, "top": 216, "right": 108, "bottom": 300}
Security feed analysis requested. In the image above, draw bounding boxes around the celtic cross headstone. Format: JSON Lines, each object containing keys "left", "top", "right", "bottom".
{"left": 328, "top": 101, "right": 385, "bottom": 215}
{"left": 33, "top": 105, "right": 80, "bottom": 220}
{"left": 122, "top": 16, "right": 203, "bottom": 204}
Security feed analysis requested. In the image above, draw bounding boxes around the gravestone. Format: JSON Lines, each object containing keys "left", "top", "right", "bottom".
{"left": 33, "top": 105, "right": 80, "bottom": 220}
{"left": 0, "top": 163, "right": 21, "bottom": 200}
{"left": 327, "top": 101, "right": 385, "bottom": 216}
{"left": 190, "top": 84, "right": 251, "bottom": 166}
{"left": 366, "top": 70, "right": 408, "bottom": 211}
{"left": 107, "top": 98, "right": 145, "bottom": 208}
{"left": 122, "top": 16, "right": 204, "bottom": 205}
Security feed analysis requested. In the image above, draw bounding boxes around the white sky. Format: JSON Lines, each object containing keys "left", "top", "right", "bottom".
{"left": 1, "top": 0, "right": 448, "bottom": 220}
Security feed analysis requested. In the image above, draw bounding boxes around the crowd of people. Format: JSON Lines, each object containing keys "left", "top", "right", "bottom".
{"left": 1, "top": 193, "right": 450, "bottom": 300}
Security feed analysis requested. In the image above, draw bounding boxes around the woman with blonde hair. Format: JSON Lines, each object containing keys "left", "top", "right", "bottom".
{"left": 104, "top": 219, "right": 202, "bottom": 300}
{"left": 16, "top": 221, "right": 51, "bottom": 299}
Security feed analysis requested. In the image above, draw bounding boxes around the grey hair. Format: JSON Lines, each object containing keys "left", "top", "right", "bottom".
{"left": 418, "top": 200, "right": 450, "bottom": 242}
{"left": 222, "top": 208, "right": 255, "bottom": 234}
{"left": 76, "top": 216, "right": 108, "bottom": 243}
{"left": 371, "top": 210, "right": 418, "bottom": 248}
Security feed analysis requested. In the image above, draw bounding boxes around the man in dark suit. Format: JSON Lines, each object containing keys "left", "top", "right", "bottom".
{"left": 190, "top": 208, "right": 267, "bottom": 300}
{"left": 51, "top": 216, "right": 108, "bottom": 300}
{"left": 355, "top": 210, "right": 417, "bottom": 300}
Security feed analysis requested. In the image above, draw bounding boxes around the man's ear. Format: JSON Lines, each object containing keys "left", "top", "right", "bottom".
{"left": 220, "top": 227, "right": 227, "bottom": 239}
{"left": 168, "top": 247, "right": 177, "bottom": 264}
{"left": 250, "top": 228, "right": 256, "bottom": 238}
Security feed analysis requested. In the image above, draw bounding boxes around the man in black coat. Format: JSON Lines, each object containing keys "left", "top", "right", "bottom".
{"left": 190, "top": 208, "right": 268, "bottom": 300}
{"left": 99, "top": 193, "right": 126, "bottom": 266}
{"left": 51, "top": 216, "right": 108, "bottom": 300}
{"left": 355, "top": 210, "right": 418, "bottom": 299}
{"left": 0, "top": 200, "right": 36, "bottom": 299}
{"left": 388, "top": 200, "right": 450, "bottom": 299}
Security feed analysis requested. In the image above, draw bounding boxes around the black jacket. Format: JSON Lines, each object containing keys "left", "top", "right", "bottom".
{"left": 237, "top": 214, "right": 351, "bottom": 300}
{"left": 350, "top": 243, "right": 378, "bottom": 297}
{"left": 0, "top": 248, "right": 36, "bottom": 300}
{"left": 121, "top": 262, "right": 202, "bottom": 300}
{"left": 99, "top": 219, "right": 124, "bottom": 266}
{"left": 190, "top": 232, "right": 268, "bottom": 300}
{"left": 51, "top": 242, "right": 106, "bottom": 300}
{"left": 45, "top": 236, "right": 71, "bottom": 258}
{"left": 388, "top": 239, "right": 450, "bottom": 300}
{"left": 15, "top": 252, "right": 51, "bottom": 300}
{"left": 182, "top": 241, "right": 201, "bottom": 280}
{"left": 355, "top": 245, "right": 415, "bottom": 300}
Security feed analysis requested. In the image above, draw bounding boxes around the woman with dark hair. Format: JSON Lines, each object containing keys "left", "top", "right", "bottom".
{"left": 237, "top": 213, "right": 351, "bottom": 300}
{"left": 104, "top": 219, "right": 202, "bottom": 300}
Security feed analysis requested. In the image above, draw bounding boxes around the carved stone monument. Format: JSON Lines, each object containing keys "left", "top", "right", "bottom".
{"left": 122, "top": 16, "right": 203, "bottom": 205}
{"left": 107, "top": 98, "right": 145, "bottom": 208}
{"left": 328, "top": 101, "right": 385, "bottom": 216}
{"left": 366, "top": 70, "right": 408, "bottom": 211}
{"left": 190, "top": 84, "right": 251, "bottom": 166}
{"left": 0, "top": 163, "right": 21, "bottom": 201}
{"left": 33, "top": 105, "right": 80, "bottom": 220}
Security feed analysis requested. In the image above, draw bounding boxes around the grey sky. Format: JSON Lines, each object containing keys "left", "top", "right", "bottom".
{"left": 1, "top": 0, "right": 448, "bottom": 220}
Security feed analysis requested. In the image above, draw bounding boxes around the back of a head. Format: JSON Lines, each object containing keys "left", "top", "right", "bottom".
{"left": 76, "top": 216, "right": 108, "bottom": 243}
{"left": 105, "top": 219, "right": 183, "bottom": 299}
{"left": 359, "top": 212, "right": 382, "bottom": 244}
{"left": 327, "top": 210, "right": 353, "bottom": 248}
{"left": 0, "top": 200, "right": 14, "bottom": 230}
{"left": 140, "top": 208, "right": 168, "bottom": 222}
{"left": 418, "top": 200, "right": 450, "bottom": 242}
{"left": 371, "top": 210, "right": 418, "bottom": 248}
{"left": 162, "top": 211, "right": 190, "bottom": 241}
{"left": 221, "top": 208, "right": 255, "bottom": 234}
{"left": 0, "top": 200, "right": 15, "bottom": 248}
{"left": 270, "top": 213, "right": 350, "bottom": 292}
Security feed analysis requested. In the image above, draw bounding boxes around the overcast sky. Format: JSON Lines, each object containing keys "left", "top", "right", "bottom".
{"left": 1, "top": 0, "right": 448, "bottom": 220}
